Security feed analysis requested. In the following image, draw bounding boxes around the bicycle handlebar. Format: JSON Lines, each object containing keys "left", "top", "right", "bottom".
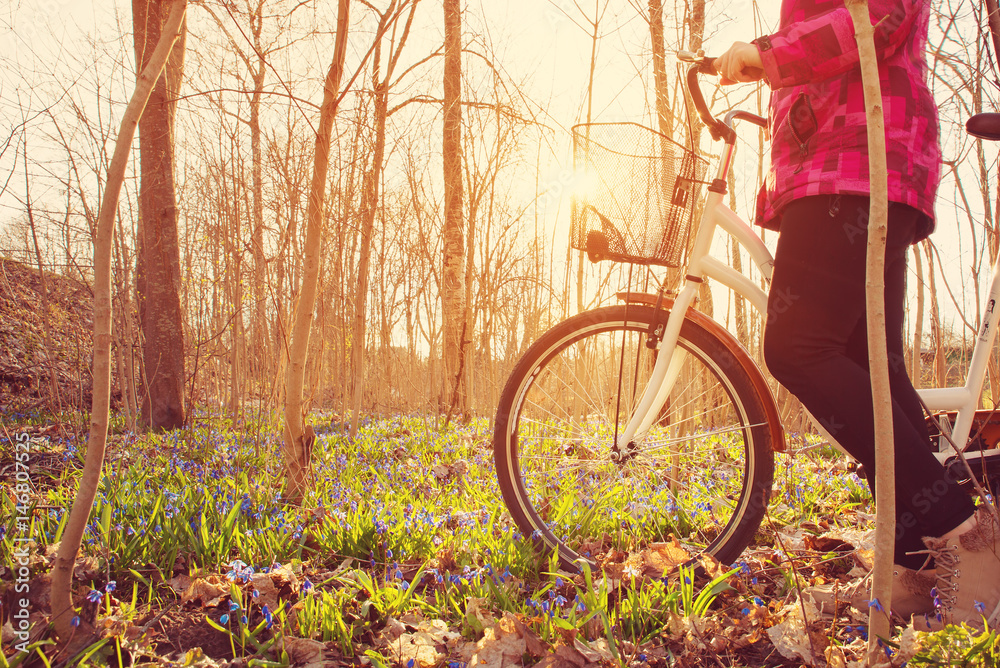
{"left": 678, "top": 51, "right": 767, "bottom": 143}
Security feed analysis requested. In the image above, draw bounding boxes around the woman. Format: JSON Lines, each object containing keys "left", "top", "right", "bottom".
{"left": 714, "top": 0, "right": 999, "bottom": 628}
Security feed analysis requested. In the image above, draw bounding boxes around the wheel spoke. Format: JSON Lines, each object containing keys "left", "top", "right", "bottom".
{"left": 495, "top": 306, "right": 774, "bottom": 570}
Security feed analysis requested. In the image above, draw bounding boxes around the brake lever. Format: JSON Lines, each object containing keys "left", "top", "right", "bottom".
{"left": 677, "top": 50, "right": 718, "bottom": 75}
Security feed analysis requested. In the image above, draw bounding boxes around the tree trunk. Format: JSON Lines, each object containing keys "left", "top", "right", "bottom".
{"left": 925, "top": 242, "right": 946, "bottom": 386}
{"left": 845, "top": 1, "right": 894, "bottom": 662}
{"left": 348, "top": 0, "right": 418, "bottom": 433}
{"left": 985, "top": 0, "right": 1000, "bottom": 63}
{"left": 49, "top": 0, "right": 187, "bottom": 643}
{"left": 648, "top": 0, "right": 671, "bottom": 139}
{"left": 134, "top": 0, "right": 188, "bottom": 431}
{"left": 442, "top": 0, "right": 466, "bottom": 413}
{"left": 349, "top": 87, "right": 389, "bottom": 438}
{"left": 910, "top": 245, "right": 924, "bottom": 388}
{"left": 687, "top": 0, "right": 712, "bottom": 317}
{"left": 250, "top": 2, "right": 269, "bottom": 388}
{"left": 283, "top": 0, "right": 350, "bottom": 504}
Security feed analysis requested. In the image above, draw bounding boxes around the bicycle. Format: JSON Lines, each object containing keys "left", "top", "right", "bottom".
{"left": 492, "top": 52, "right": 1000, "bottom": 572}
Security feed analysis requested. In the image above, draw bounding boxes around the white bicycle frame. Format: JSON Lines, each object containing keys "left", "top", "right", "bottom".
{"left": 618, "top": 112, "right": 1000, "bottom": 463}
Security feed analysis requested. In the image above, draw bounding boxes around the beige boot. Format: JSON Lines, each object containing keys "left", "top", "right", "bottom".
{"left": 809, "top": 565, "right": 934, "bottom": 618}
{"left": 912, "top": 507, "right": 1000, "bottom": 631}
{"left": 891, "top": 565, "right": 936, "bottom": 619}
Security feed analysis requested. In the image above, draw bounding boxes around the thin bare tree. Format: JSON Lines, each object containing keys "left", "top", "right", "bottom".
{"left": 846, "top": 1, "right": 894, "bottom": 661}
{"left": 442, "top": 0, "right": 466, "bottom": 415}
{"left": 348, "top": 0, "right": 420, "bottom": 437}
{"left": 283, "top": 0, "right": 350, "bottom": 504}
{"left": 49, "top": 0, "right": 187, "bottom": 643}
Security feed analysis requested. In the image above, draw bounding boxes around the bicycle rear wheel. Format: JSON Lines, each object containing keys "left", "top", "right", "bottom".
{"left": 494, "top": 304, "right": 776, "bottom": 570}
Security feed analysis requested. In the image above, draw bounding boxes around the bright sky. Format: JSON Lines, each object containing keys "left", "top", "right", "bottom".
{"left": 1, "top": 0, "right": 995, "bottom": 344}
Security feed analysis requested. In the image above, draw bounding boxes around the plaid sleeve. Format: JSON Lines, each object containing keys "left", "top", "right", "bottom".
{"left": 756, "top": 0, "right": 923, "bottom": 89}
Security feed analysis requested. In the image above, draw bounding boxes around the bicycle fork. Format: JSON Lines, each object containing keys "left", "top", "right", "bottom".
{"left": 611, "top": 281, "right": 700, "bottom": 458}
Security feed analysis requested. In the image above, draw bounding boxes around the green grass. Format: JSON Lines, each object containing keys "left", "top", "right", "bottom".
{"left": 0, "top": 415, "right": 987, "bottom": 666}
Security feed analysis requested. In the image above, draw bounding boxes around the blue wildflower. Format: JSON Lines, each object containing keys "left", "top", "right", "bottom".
{"left": 975, "top": 600, "right": 986, "bottom": 614}
{"left": 868, "top": 598, "right": 884, "bottom": 612}
{"left": 229, "top": 601, "right": 240, "bottom": 611}
{"left": 263, "top": 605, "right": 273, "bottom": 629}
{"left": 220, "top": 613, "right": 230, "bottom": 624}
{"left": 71, "top": 616, "right": 80, "bottom": 627}
{"left": 87, "top": 589, "right": 102, "bottom": 603}
{"left": 302, "top": 578, "right": 314, "bottom": 591}
{"left": 105, "top": 581, "right": 116, "bottom": 593}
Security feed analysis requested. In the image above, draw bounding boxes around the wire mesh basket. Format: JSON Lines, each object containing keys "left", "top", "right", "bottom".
{"left": 570, "top": 122, "right": 708, "bottom": 267}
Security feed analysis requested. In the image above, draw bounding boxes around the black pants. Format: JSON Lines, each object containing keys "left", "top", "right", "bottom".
{"left": 763, "top": 195, "right": 975, "bottom": 569}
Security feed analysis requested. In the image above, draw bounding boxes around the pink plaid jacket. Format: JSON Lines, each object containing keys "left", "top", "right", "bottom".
{"left": 754, "top": 0, "right": 940, "bottom": 239}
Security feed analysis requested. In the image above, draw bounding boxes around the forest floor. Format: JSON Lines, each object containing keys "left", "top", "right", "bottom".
{"left": 1, "top": 414, "right": 997, "bottom": 668}
{"left": 0, "top": 258, "right": 94, "bottom": 418}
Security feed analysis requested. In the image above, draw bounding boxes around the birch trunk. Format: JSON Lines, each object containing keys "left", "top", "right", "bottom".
{"left": 845, "top": 2, "right": 894, "bottom": 662}
{"left": 442, "top": 0, "right": 466, "bottom": 412}
{"left": 49, "top": 0, "right": 187, "bottom": 642}
{"left": 283, "top": 0, "right": 350, "bottom": 503}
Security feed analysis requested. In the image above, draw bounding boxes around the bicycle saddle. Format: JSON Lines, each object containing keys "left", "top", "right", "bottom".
{"left": 967, "top": 113, "right": 1000, "bottom": 141}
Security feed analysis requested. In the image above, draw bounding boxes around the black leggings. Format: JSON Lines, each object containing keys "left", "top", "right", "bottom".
{"left": 763, "top": 195, "right": 975, "bottom": 569}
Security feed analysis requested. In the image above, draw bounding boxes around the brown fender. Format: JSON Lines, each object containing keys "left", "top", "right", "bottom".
{"left": 617, "top": 292, "right": 786, "bottom": 452}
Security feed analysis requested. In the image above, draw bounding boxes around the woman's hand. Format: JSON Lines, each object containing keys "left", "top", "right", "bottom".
{"left": 714, "top": 41, "right": 764, "bottom": 85}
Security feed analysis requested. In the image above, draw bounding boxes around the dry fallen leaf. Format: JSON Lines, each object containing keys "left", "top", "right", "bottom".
{"left": 282, "top": 636, "right": 324, "bottom": 665}
{"left": 269, "top": 563, "right": 299, "bottom": 589}
{"left": 825, "top": 644, "right": 847, "bottom": 668}
{"left": 387, "top": 619, "right": 463, "bottom": 667}
{"left": 168, "top": 574, "right": 192, "bottom": 595}
{"left": 766, "top": 597, "right": 822, "bottom": 665}
{"left": 469, "top": 625, "right": 526, "bottom": 668}
{"left": 252, "top": 572, "right": 280, "bottom": 610}
{"left": 181, "top": 576, "right": 228, "bottom": 606}
{"left": 466, "top": 597, "right": 495, "bottom": 633}
{"left": 511, "top": 614, "right": 549, "bottom": 657}
{"left": 642, "top": 539, "right": 690, "bottom": 577}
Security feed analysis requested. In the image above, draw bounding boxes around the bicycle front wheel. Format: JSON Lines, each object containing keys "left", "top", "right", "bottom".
{"left": 494, "top": 304, "right": 775, "bottom": 570}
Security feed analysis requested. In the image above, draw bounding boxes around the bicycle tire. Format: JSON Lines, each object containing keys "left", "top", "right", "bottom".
{"left": 494, "top": 304, "right": 776, "bottom": 571}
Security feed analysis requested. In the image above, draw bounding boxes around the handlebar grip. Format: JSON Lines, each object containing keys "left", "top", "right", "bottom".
{"left": 697, "top": 57, "right": 718, "bottom": 76}
{"left": 703, "top": 57, "right": 762, "bottom": 82}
